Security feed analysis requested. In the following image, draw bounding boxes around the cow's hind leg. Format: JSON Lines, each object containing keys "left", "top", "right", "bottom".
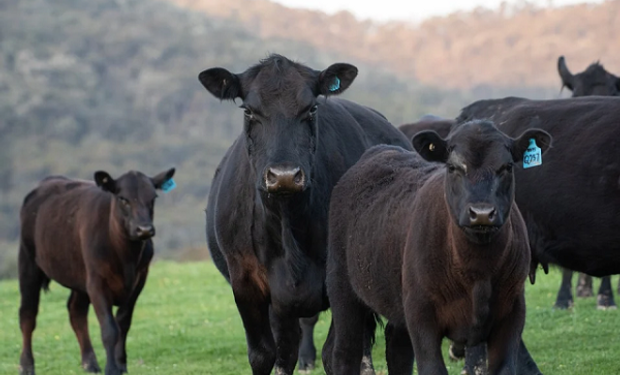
{"left": 18, "top": 244, "right": 47, "bottom": 375}
{"left": 67, "top": 290, "right": 100, "bottom": 372}
{"left": 596, "top": 276, "right": 617, "bottom": 310}
{"left": 360, "top": 314, "right": 377, "bottom": 375}
{"left": 385, "top": 322, "right": 414, "bottom": 375}
{"left": 554, "top": 268, "right": 574, "bottom": 309}
{"left": 576, "top": 273, "right": 593, "bottom": 297}
{"left": 298, "top": 315, "right": 318, "bottom": 372}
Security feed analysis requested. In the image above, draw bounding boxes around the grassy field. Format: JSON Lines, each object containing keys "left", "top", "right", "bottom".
{"left": 1, "top": 261, "right": 619, "bottom": 374}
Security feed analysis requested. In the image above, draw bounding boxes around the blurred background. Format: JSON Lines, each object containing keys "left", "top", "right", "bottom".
{"left": 0, "top": 0, "right": 618, "bottom": 279}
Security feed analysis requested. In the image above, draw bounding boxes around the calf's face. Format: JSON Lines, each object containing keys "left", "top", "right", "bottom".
{"left": 198, "top": 54, "right": 357, "bottom": 197}
{"left": 94, "top": 168, "right": 176, "bottom": 241}
{"left": 412, "top": 121, "right": 551, "bottom": 244}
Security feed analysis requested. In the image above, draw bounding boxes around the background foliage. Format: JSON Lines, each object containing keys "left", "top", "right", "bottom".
{"left": 1, "top": 0, "right": 616, "bottom": 278}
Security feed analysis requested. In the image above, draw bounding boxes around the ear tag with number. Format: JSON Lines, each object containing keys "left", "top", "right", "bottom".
{"left": 161, "top": 178, "right": 177, "bottom": 193}
{"left": 523, "top": 138, "right": 542, "bottom": 169}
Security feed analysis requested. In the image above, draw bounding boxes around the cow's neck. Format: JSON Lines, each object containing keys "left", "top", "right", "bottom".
{"left": 448, "top": 219, "right": 513, "bottom": 281}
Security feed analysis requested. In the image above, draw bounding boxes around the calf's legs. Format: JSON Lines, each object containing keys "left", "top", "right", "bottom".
{"left": 18, "top": 248, "right": 46, "bottom": 375}
{"left": 88, "top": 282, "right": 123, "bottom": 375}
{"left": 67, "top": 291, "right": 100, "bottom": 372}
{"left": 115, "top": 269, "right": 149, "bottom": 373}
{"left": 385, "top": 322, "right": 414, "bottom": 375}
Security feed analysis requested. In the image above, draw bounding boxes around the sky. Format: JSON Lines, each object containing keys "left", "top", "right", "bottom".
{"left": 271, "top": 0, "right": 607, "bottom": 22}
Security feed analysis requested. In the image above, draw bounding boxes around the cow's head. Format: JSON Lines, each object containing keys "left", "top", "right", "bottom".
{"left": 198, "top": 54, "right": 357, "bottom": 197}
{"left": 94, "top": 168, "right": 176, "bottom": 241}
{"left": 412, "top": 120, "right": 551, "bottom": 244}
{"left": 558, "top": 56, "right": 620, "bottom": 97}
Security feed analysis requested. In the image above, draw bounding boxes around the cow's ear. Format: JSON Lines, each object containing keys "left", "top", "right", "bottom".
{"left": 316, "top": 63, "right": 358, "bottom": 96}
{"left": 151, "top": 168, "right": 176, "bottom": 190}
{"left": 94, "top": 171, "right": 116, "bottom": 193}
{"left": 412, "top": 130, "right": 449, "bottom": 163}
{"left": 198, "top": 68, "right": 242, "bottom": 101}
{"left": 511, "top": 129, "right": 552, "bottom": 163}
{"left": 557, "top": 56, "right": 574, "bottom": 91}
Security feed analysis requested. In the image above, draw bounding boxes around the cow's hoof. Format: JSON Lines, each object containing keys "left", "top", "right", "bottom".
{"left": 553, "top": 299, "right": 573, "bottom": 310}
{"left": 460, "top": 366, "right": 468, "bottom": 375}
{"left": 596, "top": 294, "right": 617, "bottom": 310}
{"left": 360, "top": 355, "right": 375, "bottom": 375}
{"left": 298, "top": 363, "right": 314, "bottom": 374}
{"left": 449, "top": 342, "right": 465, "bottom": 361}
{"left": 298, "top": 357, "right": 315, "bottom": 373}
{"left": 19, "top": 365, "right": 35, "bottom": 375}
{"left": 83, "top": 360, "right": 102, "bottom": 373}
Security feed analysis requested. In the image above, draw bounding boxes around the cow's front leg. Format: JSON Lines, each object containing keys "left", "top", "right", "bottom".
{"left": 88, "top": 280, "right": 123, "bottom": 375}
{"left": 230, "top": 260, "right": 275, "bottom": 375}
{"left": 270, "top": 308, "right": 301, "bottom": 375}
{"left": 298, "top": 315, "right": 318, "bottom": 372}
{"left": 115, "top": 268, "right": 150, "bottom": 373}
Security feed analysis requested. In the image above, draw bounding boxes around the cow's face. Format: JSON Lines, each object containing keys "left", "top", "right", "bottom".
{"left": 412, "top": 121, "right": 551, "bottom": 244}
{"left": 198, "top": 54, "right": 357, "bottom": 198}
{"left": 558, "top": 56, "right": 620, "bottom": 97}
{"left": 95, "top": 168, "right": 175, "bottom": 241}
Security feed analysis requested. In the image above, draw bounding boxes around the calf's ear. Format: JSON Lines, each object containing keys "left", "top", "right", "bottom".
{"left": 152, "top": 168, "right": 176, "bottom": 190}
{"left": 411, "top": 130, "right": 449, "bottom": 163}
{"left": 511, "top": 129, "right": 552, "bottom": 163}
{"left": 316, "top": 63, "right": 358, "bottom": 96}
{"left": 198, "top": 68, "right": 242, "bottom": 101}
{"left": 94, "top": 171, "right": 116, "bottom": 193}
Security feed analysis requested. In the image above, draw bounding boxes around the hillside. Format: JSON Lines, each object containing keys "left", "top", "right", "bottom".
{"left": 0, "top": 0, "right": 502, "bottom": 278}
{"left": 171, "top": 0, "right": 620, "bottom": 89}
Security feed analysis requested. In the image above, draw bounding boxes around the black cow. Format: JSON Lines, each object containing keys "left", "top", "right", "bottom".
{"left": 558, "top": 55, "right": 620, "bottom": 97}
{"left": 456, "top": 95, "right": 620, "bottom": 374}
{"left": 556, "top": 55, "right": 620, "bottom": 309}
{"left": 323, "top": 120, "right": 551, "bottom": 375}
{"left": 201, "top": 54, "right": 412, "bottom": 375}
{"left": 398, "top": 114, "right": 455, "bottom": 140}
{"left": 18, "top": 168, "right": 175, "bottom": 375}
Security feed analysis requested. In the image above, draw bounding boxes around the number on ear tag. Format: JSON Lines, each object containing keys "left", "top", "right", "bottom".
{"left": 523, "top": 139, "right": 542, "bottom": 169}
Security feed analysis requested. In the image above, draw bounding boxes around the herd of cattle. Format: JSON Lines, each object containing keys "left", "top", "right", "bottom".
{"left": 15, "top": 53, "right": 620, "bottom": 375}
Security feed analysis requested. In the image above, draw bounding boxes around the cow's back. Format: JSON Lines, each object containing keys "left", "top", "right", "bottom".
{"left": 21, "top": 177, "right": 108, "bottom": 291}
{"left": 328, "top": 144, "right": 439, "bottom": 322}
{"left": 458, "top": 96, "right": 620, "bottom": 275}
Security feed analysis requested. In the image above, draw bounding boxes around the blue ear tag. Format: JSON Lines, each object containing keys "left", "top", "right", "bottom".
{"left": 160, "top": 178, "right": 177, "bottom": 193}
{"left": 328, "top": 77, "right": 340, "bottom": 92}
{"left": 523, "top": 138, "right": 542, "bottom": 169}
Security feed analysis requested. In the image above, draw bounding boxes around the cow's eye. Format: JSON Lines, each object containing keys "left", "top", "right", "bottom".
{"left": 243, "top": 109, "right": 253, "bottom": 119}
{"left": 309, "top": 105, "right": 318, "bottom": 116}
{"left": 119, "top": 197, "right": 130, "bottom": 207}
{"left": 447, "top": 164, "right": 456, "bottom": 173}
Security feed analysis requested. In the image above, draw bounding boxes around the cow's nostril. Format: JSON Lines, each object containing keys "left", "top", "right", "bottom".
{"left": 488, "top": 209, "right": 496, "bottom": 221}
{"left": 469, "top": 207, "right": 478, "bottom": 221}
{"left": 293, "top": 169, "right": 304, "bottom": 185}
{"left": 266, "top": 169, "right": 278, "bottom": 186}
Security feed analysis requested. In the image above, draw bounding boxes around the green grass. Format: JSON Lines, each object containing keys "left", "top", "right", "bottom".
{"left": 1, "top": 261, "right": 620, "bottom": 374}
